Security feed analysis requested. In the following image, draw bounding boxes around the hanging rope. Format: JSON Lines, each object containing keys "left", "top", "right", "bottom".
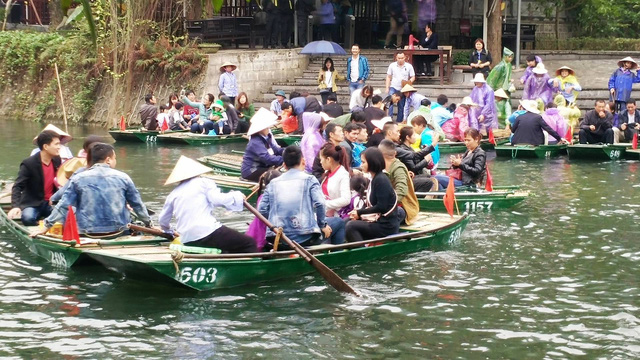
{"left": 171, "top": 250, "right": 184, "bottom": 277}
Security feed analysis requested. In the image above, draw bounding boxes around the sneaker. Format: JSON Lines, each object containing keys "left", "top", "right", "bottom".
{"left": 383, "top": 45, "right": 393, "bottom": 50}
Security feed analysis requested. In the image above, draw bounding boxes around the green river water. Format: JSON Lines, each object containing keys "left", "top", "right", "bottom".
{"left": 0, "top": 121, "right": 638, "bottom": 359}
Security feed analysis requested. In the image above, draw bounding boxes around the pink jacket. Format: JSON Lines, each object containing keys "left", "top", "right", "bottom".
{"left": 442, "top": 107, "right": 470, "bottom": 142}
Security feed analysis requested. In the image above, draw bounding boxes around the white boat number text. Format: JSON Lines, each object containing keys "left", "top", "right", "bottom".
{"left": 448, "top": 228, "right": 462, "bottom": 244}
{"left": 463, "top": 201, "right": 493, "bottom": 212}
{"left": 50, "top": 251, "right": 68, "bottom": 267}
{"left": 610, "top": 150, "right": 621, "bottom": 159}
{"left": 146, "top": 135, "right": 157, "bottom": 143}
{"left": 179, "top": 267, "right": 218, "bottom": 284}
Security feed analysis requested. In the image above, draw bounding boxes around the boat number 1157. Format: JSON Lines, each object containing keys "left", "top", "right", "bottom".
{"left": 178, "top": 267, "right": 218, "bottom": 284}
{"left": 463, "top": 201, "right": 493, "bottom": 212}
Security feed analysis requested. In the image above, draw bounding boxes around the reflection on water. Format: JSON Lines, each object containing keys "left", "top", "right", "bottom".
{"left": 0, "top": 121, "right": 639, "bottom": 358}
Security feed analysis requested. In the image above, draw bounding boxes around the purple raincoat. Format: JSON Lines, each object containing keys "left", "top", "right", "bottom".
{"left": 300, "top": 112, "right": 325, "bottom": 173}
{"left": 519, "top": 56, "right": 543, "bottom": 84}
{"left": 542, "top": 108, "right": 568, "bottom": 142}
{"left": 469, "top": 84, "right": 497, "bottom": 132}
{"left": 522, "top": 73, "right": 554, "bottom": 105}
{"left": 245, "top": 194, "right": 267, "bottom": 251}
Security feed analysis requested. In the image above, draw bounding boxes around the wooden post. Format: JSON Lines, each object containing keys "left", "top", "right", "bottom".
{"left": 28, "top": 0, "right": 44, "bottom": 26}
{"left": 54, "top": 63, "right": 69, "bottom": 133}
{"left": 2, "top": 0, "right": 13, "bottom": 31}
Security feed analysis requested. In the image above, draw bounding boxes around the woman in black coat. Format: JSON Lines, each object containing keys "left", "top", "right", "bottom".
{"left": 434, "top": 128, "right": 486, "bottom": 189}
{"left": 396, "top": 126, "right": 438, "bottom": 191}
{"left": 469, "top": 38, "right": 492, "bottom": 78}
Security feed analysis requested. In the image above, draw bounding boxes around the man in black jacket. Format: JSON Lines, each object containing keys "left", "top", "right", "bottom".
{"left": 9, "top": 131, "right": 62, "bottom": 226}
{"left": 614, "top": 99, "right": 640, "bottom": 143}
{"left": 277, "top": 0, "right": 294, "bottom": 48}
{"left": 296, "top": 0, "right": 315, "bottom": 46}
{"left": 511, "top": 100, "right": 567, "bottom": 146}
{"left": 579, "top": 100, "right": 615, "bottom": 144}
{"left": 418, "top": 23, "right": 439, "bottom": 76}
{"left": 263, "top": 0, "right": 279, "bottom": 48}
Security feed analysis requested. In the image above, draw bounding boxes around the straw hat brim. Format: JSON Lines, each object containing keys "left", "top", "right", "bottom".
{"left": 56, "top": 157, "right": 87, "bottom": 186}
{"left": 520, "top": 100, "right": 541, "bottom": 114}
{"left": 32, "top": 124, "right": 73, "bottom": 145}
{"left": 555, "top": 66, "right": 575, "bottom": 76}
{"left": 472, "top": 74, "right": 486, "bottom": 83}
{"left": 400, "top": 84, "right": 417, "bottom": 93}
{"left": 220, "top": 62, "right": 237, "bottom": 72}
{"left": 247, "top": 107, "right": 279, "bottom": 136}
{"left": 494, "top": 88, "right": 509, "bottom": 99}
{"left": 165, "top": 156, "right": 213, "bottom": 186}
{"left": 618, "top": 57, "right": 638, "bottom": 69}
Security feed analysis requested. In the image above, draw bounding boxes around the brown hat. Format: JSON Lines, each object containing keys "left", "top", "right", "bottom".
{"left": 555, "top": 66, "right": 575, "bottom": 76}
{"left": 56, "top": 157, "right": 87, "bottom": 186}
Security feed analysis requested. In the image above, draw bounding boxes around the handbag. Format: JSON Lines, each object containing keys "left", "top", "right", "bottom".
{"left": 445, "top": 167, "right": 462, "bottom": 180}
{"left": 360, "top": 181, "right": 397, "bottom": 223}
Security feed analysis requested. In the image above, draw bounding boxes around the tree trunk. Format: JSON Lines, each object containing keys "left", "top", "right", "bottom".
{"left": 555, "top": 4, "right": 560, "bottom": 45}
{"left": 48, "top": 0, "right": 64, "bottom": 30}
{"left": 487, "top": 0, "right": 502, "bottom": 67}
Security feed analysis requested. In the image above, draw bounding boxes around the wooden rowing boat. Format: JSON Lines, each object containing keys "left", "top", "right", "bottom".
{"left": 108, "top": 129, "right": 188, "bottom": 143}
{"left": 495, "top": 143, "right": 568, "bottom": 159}
{"left": 153, "top": 132, "right": 248, "bottom": 146}
{"left": 82, "top": 212, "right": 469, "bottom": 291}
{"left": 198, "top": 154, "right": 244, "bottom": 176}
{"left": 566, "top": 144, "right": 628, "bottom": 161}
{"left": 203, "top": 174, "right": 257, "bottom": 198}
{"left": 624, "top": 148, "right": 640, "bottom": 160}
{"left": 274, "top": 134, "right": 302, "bottom": 147}
{"left": 0, "top": 184, "right": 168, "bottom": 268}
{"left": 416, "top": 186, "right": 528, "bottom": 213}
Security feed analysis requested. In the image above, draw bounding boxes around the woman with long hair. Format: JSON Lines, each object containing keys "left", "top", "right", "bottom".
{"left": 434, "top": 128, "right": 486, "bottom": 189}
{"left": 318, "top": 57, "right": 345, "bottom": 105}
{"left": 469, "top": 38, "right": 492, "bottom": 78}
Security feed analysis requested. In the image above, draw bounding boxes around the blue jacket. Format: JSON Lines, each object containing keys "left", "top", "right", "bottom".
{"left": 45, "top": 163, "right": 150, "bottom": 234}
{"left": 241, "top": 133, "right": 283, "bottom": 178}
{"left": 258, "top": 168, "right": 326, "bottom": 241}
{"left": 346, "top": 55, "right": 370, "bottom": 83}
{"left": 608, "top": 68, "right": 640, "bottom": 102}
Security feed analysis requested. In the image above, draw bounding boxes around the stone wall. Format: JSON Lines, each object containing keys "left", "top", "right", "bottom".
{"left": 203, "top": 49, "right": 309, "bottom": 104}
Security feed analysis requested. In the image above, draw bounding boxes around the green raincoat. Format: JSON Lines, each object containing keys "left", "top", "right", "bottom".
{"left": 486, "top": 47, "right": 514, "bottom": 93}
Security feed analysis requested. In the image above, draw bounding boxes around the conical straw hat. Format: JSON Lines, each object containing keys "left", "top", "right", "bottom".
{"left": 56, "top": 157, "right": 87, "bottom": 186}
{"left": 400, "top": 84, "right": 417, "bottom": 92}
{"left": 460, "top": 96, "right": 478, "bottom": 107}
{"left": 472, "top": 73, "right": 486, "bottom": 83}
{"left": 247, "top": 108, "right": 278, "bottom": 136}
{"left": 532, "top": 63, "right": 548, "bottom": 74}
{"left": 520, "top": 99, "right": 541, "bottom": 114}
{"left": 618, "top": 56, "right": 638, "bottom": 70}
{"left": 164, "top": 156, "right": 213, "bottom": 185}
{"left": 32, "top": 124, "right": 72, "bottom": 145}
{"left": 494, "top": 88, "right": 509, "bottom": 99}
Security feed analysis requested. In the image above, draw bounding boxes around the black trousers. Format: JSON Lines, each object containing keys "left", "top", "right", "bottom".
{"left": 188, "top": 225, "right": 257, "bottom": 254}
{"left": 265, "top": 13, "right": 279, "bottom": 47}
{"left": 579, "top": 128, "right": 614, "bottom": 144}
{"left": 297, "top": 14, "right": 309, "bottom": 46}
{"left": 413, "top": 174, "right": 435, "bottom": 192}
{"left": 244, "top": 167, "right": 271, "bottom": 182}
{"left": 345, "top": 220, "right": 399, "bottom": 243}
{"left": 280, "top": 13, "right": 293, "bottom": 47}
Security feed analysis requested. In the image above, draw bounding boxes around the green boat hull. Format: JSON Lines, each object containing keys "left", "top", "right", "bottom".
{"left": 109, "top": 129, "right": 158, "bottom": 143}
{"left": 146, "top": 133, "right": 248, "bottom": 146}
{"left": 418, "top": 193, "right": 527, "bottom": 212}
{"left": 84, "top": 215, "right": 469, "bottom": 291}
{"left": 438, "top": 142, "right": 467, "bottom": 154}
{"left": 624, "top": 148, "right": 640, "bottom": 160}
{"left": 567, "top": 144, "right": 627, "bottom": 160}
{"left": 274, "top": 135, "right": 302, "bottom": 147}
{"left": 495, "top": 144, "right": 568, "bottom": 159}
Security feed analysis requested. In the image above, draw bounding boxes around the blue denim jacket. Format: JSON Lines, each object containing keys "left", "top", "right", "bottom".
{"left": 258, "top": 168, "right": 326, "bottom": 241}
{"left": 346, "top": 55, "right": 370, "bottom": 82}
{"left": 45, "top": 164, "right": 150, "bottom": 233}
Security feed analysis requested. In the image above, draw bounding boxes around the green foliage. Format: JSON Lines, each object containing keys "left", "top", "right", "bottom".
{"left": 134, "top": 37, "right": 207, "bottom": 81}
{"left": 453, "top": 50, "right": 471, "bottom": 65}
{"left": 536, "top": 36, "right": 640, "bottom": 51}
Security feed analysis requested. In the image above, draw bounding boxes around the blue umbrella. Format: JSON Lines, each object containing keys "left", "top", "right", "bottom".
{"left": 300, "top": 40, "right": 347, "bottom": 55}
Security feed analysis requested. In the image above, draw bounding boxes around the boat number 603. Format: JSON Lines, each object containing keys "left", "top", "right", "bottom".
{"left": 463, "top": 201, "right": 493, "bottom": 212}
{"left": 178, "top": 267, "right": 217, "bottom": 284}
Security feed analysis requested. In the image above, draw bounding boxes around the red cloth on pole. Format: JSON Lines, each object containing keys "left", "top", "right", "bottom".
{"left": 485, "top": 166, "right": 493, "bottom": 192}
{"left": 63, "top": 205, "right": 80, "bottom": 244}
{"left": 443, "top": 176, "right": 456, "bottom": 217}
{"left": 564, "top": 126, "right": 573, "bottom": 144}
{"left": 633, "top": 133, "right": 638, "bottom": 150}
{"left": 119, "top": 115, "right": 126, "bottom": 131}
{"left": 488, "top": 128, "right": 496, "bottom": 145}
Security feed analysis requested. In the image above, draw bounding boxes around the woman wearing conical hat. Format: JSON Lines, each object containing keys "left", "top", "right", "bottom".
{"left": 159, "top": 156, "right": 257, "bottom": 254}
{"left": 468, "top": 73, "right": 498, "bottom": 134}
{"left": 522, "top": 63, "right": 554, "bottom": 105}
{"left": 608, "top": 56, "right": 640, "bottom": 113}
{"left": 549, "top": 66, "right": 582, "bottom": 104}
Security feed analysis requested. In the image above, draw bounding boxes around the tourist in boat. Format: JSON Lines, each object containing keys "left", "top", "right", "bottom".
{"left": 301, "top": 112, "right": 329, "bottom": 175}
{"left": 542, "top": 102, "right": 568, "bottom": 144}
{"left": 139, "top": 93, "right": 157, "bottom": 130}
{"left": 430, "top": 95, "right": 453, "bottom": 130}
{"left": 486, "top": 47, "right": 514, "bottom": 96}
{"left": 366, "top": 117, "right": 392, "bottom": 148}
{"left": 322, "top": 93, "right": 344, "bottom": 118}
{"left": 520, "top": 54, "right": 542, "bottom": 84}
{"left": 345, "top": 148, "right": 400, "bottom": 242}
{"left": 218, "top": 62, "right": 238, "bottom": 104}
{"left": 158, "top": 156, "right": 256, "bottom": 253}
{"left": 236, "top": 92, "right": 255, "bottom": 121}
{"left": 318, "top": 144, "right": 350, "bottom": 244}
{"left": 259, "top": 146, "right": 336, "bottom": 248}
{"left": 346, "top": 44, "right": 370, "bottom": 94}
{"left": 182, "top": 90, "right": 199, "bottom": 124}
{"left": 442, "top": 97, "right": 473, "bottom": 142}
{"left": 550, "top": 66, "right": 581, "bottom": 104}
{"left": 401, "top": 84, "right": 427, "bottom": 123}
{"left": 396, "top": 126, "right": 438, "bottom": 191}
{"left": 30, "top": 124, "right": 74, "bottom": 161}
{"left": 155, "top": 104, "right": 169, "bottom": 132}
{"left": 468, "top": 73, "right": 497, "bottom": 134}
{"left": 181, "top": 92, "right": 215, "bottom": 134}
{"left": 379, "top": 140, "right": 419, "bottom": 225}
{"left": 246, "top": 170, "right": 282, "bottom": 252}
{"left": 51, "top": 136, "right": 103, "bottom": 204}
{"left": 349, "top": 85, "right": 373, "bottom": 111}
{"left": 220, "top": 95, "right": 245, "bottom": 134}
{"left": 407, "top": 98, "right": 432, "bottom": 128}
{"left": 279, "top": 103, "right": 298, "bottom": 134}
{"left": 608, "top": 57, "right": 640, "bottom": 114}
{"left": 270, "top": 90, "right": 288, "bottom": 116}
{"left": 352, "top": 123, "right": 368, "bottom": 167}
{"left": 434, "top": 128, "right": 486, "bottom": 189}
{"left": 363, "top": 95, "right": 386, "bottom": 135}
{"left": 168, "top": 102, "right": 189, "bottom": 131}
{"left": 386, "top": 52, "right": 415, "bottom": 122}
{"left": 340, "top": 122, "right": 360, "bottom": 165}
{"left": 522, "top": 63, "right": 553, "bottom": 105}
{"left": 408, "top": 114, "right": 439, "bottom": 166}
{"left": 494, "top": 88, "right": 512, "bottom": 129}
{"left": 579, "top": 100, "right": 615, "bottom": 144}
{"left": 468, "top": 38, "right": 492, "bottom": 78}
{"left": 615, "top": 99, "right": 640, "bottom": 143}
{"left": 318, "top": 57, "right": 346, "bottom": 105}
{"left": 9, "top": 130, "right": 62, "bottom": 226}
{"left": 241, "top": 109, "right": 284, "bottom": 182}
{"left": 511, "top": 100, "right": 567, "bottom": 146}
{"left": 312, "top": 122, "right": 343, "bottom": 179}
{"left": 31, "top": 143, "right": 151, "bottom": 237}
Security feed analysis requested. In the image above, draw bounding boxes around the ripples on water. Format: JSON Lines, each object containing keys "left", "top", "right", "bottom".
{"left": 0, "top": 123, "right": 639, "bottom": 358}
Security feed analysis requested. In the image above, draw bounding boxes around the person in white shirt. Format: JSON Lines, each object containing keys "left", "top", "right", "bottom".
{"left": 385, "top": 52, "right": 415, "bottom": 123}
{"left": 349, "top": 85, "right": 373, "bottom": 111}
{"left": 346, "top": 44, "right": 370, "bottom": 94}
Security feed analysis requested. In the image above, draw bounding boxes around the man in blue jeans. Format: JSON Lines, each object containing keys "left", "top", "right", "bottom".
{"left": 346, "top": 44, "right": 370, "bottom": 94}
{"left": 385, "top": 52, "right": 416, "bottom": 123}
{"left": 259, "top": 146, "right": 345, "bottom": 248}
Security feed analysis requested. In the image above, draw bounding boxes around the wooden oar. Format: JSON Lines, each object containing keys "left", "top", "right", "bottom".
{"left": 243, "top": 200, "right": 359, "bottom": 296}
{"left": 128, "top": 224, "right": 175, "bottom": 240}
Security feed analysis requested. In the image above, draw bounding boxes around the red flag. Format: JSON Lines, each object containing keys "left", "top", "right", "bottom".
{"left": 119, "top": 115, "right": 126, "bottom": 131}
{"left": 161, "top": 118, "right": 169, "bottom": 131}
{"left": 485, "top": 166, "right": 493, "bottom": 192}
{"left": 443, "top": 176, "right": 456, "bottom": 217}
{"left": 63, "top": 205, "right": 81, "bottom": 245}
{"left": 633, "top": 132, "right": 638, "bottom": 150}
{"left": 488, "top": 128, "right": 496, "bottom": 145}
{"left": 564, "top": 126, "right": 573, "bottom": 144}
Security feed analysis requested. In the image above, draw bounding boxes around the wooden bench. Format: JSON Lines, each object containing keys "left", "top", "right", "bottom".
{"left": 186, "top": 17, "right": 262, "bottom": 49}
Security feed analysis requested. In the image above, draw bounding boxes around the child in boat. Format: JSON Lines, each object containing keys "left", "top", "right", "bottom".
{"left": 210, "top": 100, "right": 228, "bottom": 135}
{"left": 280, "top": 103, "right": 298, "bottom": 134}
{"left": 338, "top": 174, "right": 369, "bottom": 220}
{"left": 442, "top": 97, "right": 473, "bottom": 142}
{"left": 157, "top": 105, "right": 170, "bottom": 132}
{"left": 169, "top": 103, "right": 189, "bottom": 131}
{"left": 246, "top": 169, "right": 282, "bottom": 252}
{"left": 351, "top": 123, "right": 367, "bottom": 168}
{"left": 549, "top": 66, "right": 581, "bottom": 104}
